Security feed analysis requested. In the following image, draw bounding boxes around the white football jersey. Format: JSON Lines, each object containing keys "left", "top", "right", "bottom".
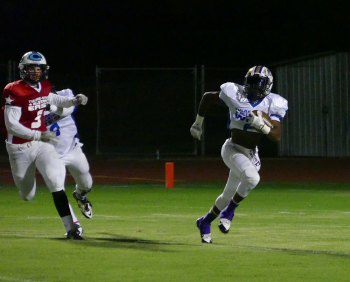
{"left": 49, "top": 89, "right": 78, "bottom": 157}
{"left": 219, "top": 82, "right": 288, "bottom": 132}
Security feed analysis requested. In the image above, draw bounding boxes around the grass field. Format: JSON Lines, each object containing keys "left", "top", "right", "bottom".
{"left": 0, "top": 182, "right": 350, "bottom": 282}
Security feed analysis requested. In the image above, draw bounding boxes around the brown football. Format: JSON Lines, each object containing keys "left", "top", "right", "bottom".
{"left": 252, "top": 110, "right": 273, "bottom": 128}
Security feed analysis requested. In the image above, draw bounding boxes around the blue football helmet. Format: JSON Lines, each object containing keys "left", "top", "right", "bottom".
{"left": 244, "top": 65, "right": 273, "bottom": 100}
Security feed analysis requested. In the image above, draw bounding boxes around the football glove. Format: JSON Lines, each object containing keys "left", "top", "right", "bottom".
{"left": 40, "top": 130, "right": 59, "bottom": 145}
{"left": 247, "top": 111, "right": 271, "bottom": 135}
{"left": 73, "top": 94, "right": 88, "bottom": 106}
{"left": 190, "top": 115, "right": 204, "bottom": 140}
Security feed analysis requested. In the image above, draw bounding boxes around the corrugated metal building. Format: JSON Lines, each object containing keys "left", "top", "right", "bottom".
{"left": 274, "top": 52, "right": 350, "bottom": 157}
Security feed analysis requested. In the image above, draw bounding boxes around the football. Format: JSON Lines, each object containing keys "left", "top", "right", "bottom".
{"left": 252, "top": 110, "right": 273, "bottom": 128}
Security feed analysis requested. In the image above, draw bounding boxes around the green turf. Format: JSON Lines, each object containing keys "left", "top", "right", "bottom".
{"left": 0, "top": 182, "right": 349, "bottom": 282}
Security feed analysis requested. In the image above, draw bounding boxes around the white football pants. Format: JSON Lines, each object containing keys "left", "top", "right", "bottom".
{"left": 60, "top": 142, "right": 93, "bottom": 193}
{"left": 6, "top": 140, "right": 66, "bottom": 201}
{"left": 215, "top": 138, "right": 261, "bottom": 210}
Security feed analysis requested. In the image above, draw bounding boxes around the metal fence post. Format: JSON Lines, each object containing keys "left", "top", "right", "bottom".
{"left": 200, "top": 65, "right": 206, "bottom": 156}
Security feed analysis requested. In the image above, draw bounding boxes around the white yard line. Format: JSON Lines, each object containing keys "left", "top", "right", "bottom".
{"left": 0, "top": 276, "right": 44, "bottom": 282}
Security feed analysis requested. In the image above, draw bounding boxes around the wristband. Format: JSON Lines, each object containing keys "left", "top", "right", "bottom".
{"left": 260, "top": 124, "right": 271, "bottom": 135}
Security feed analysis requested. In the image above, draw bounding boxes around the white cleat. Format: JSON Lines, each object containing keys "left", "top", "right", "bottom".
{"left": 218, "top": 218, "right": 231, "bottom": 234}
{"left": 201, "top": 233, "right": 212, "bottom": 244}
{"left": 196, "top": 217, "right": 212, "bottom": 244}
{"left": 65, "top": 224, "right": 84, "bottom": 240}
{"left": 73, "top": 191, "right": 93, "bottom": 219}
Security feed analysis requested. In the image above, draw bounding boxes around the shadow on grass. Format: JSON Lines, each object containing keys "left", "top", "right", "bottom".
{"left": 244, "top": 245, "right": 350, "bottom": 259}
{"left": 52, "top": 232, "right": 197, "bottom": 252}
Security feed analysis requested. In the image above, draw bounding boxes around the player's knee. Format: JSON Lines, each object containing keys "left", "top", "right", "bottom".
{"left": 243, "top": 168, "right": 260, "bottom": 187}
{"left": 82, "top": 174, "right": 93, "bottom": 190}
{"left": 237, "top": 169, "right": 260, "bottom": 197}
{"left": 80, "top": 182, "right": 92, "bottom": 192}
{"left": 19, "top": 191, "right": 34, "bottom": 201}
{"left": 75, "top": 177, "right": 93, "bottom": 192}
{"left": 14, "top": 178, "right": 36, "bottom": 201}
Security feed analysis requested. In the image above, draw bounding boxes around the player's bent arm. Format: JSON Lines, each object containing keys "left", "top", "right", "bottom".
{"left": 197, "top": 91, "right": 220, "bottom": 116}
{"left": 4, "top": 106, "right": 41, "bottom": 140}
{"left": 190, "top": 91, "right": 221, "bottom": 140}
{"left": 267, "top": 120, "right": 282, "bottom": 142}
{"left": 48, "top": 93, "right": 75, "bottom": 108}
{"left": 48, "top": 93, "right": 88, "bottom": 107}
{"left": 49, "top": 105, "right": 75, "bottom": 117}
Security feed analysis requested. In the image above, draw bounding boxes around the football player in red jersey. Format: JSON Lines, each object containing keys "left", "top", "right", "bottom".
{"left": 2, "top": 51, "right": 88, "bottom": 239}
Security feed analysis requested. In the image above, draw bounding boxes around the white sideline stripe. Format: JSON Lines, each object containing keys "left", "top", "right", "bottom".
{"left": 0, "top": 232, "right": 51, "bottom": 238}
{"left": 93, "top": 214, "right": 183, "bottom": 219}
{"left": 151, "top": 213, "right": 196, "bottom": 218}
{"left": 26, "top": 216, "right": 57, "bottom": 220}
{"left": 0, "top": 276, "right": 41, "bottom": 282}
{"left": 1, "top": 210, "right": 348, "bottom": 221}
{"left": 93, "top": 215, "right": 122, "bottom": 219}
{"left": 279, "top": 211, "right": 350, "bottom": 215}
{"left": 278, "top": 211, "right": 306, "bottom": 215}
{"left": 0, "top": 216, "right": 58, "bottom": 220}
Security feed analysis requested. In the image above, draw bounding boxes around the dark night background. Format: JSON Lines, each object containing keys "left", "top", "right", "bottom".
{"left": 1, "top": 1, "right": 349, "bottom": 74}
{"left": 1, "top": 1, "right": 349, "bottom": 156}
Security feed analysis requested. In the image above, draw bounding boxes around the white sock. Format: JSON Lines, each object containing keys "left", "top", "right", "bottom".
{"left": 61, "top": 215, "right": 74, "bottom": 232}
{"left": 69, "top": 203, "right": 79, "bottom": 224}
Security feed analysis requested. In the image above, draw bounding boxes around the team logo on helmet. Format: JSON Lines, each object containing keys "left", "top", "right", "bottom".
{"left": 18, "top": 51, "right": 50, "bottom": 82}
{"left": 27, "top": 52, "right": 45, "bottom": 62}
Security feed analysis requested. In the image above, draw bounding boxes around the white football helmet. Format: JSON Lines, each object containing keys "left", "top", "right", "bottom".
{"left": 244, "top": 65, "right": 273, "bottom": 100}
{"left": 18, "top": 51, "right": 50, "bottom": 81}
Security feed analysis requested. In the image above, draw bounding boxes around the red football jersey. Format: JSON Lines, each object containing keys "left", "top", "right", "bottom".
{"left": 3, "top": 80, "right": 52, "bottom": 144}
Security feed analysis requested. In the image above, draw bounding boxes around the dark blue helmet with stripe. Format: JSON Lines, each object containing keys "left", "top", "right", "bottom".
{"left": 244, "top": 65, "right": 273, "bottom": 100}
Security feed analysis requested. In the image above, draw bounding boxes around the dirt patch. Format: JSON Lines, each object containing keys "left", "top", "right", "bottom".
{"left": 1, "top": 157, "right": 349, "bottom": 187}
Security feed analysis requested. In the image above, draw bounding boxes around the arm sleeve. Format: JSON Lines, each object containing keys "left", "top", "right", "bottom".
{"left": 49, "top": 89, "right": 76, "bottom": 117}
{"left": 4, "top": 105, "right": 41, "bottom": 140}
{"left": 47, "top": 92, "right": 75, "bottom": 108}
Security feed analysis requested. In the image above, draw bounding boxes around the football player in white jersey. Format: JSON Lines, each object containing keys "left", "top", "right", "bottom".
{"left": 45, "top": 89, "right": 93, "bottom": 220}
{"left": 190, "top": 65, "right": 288, "bottom": 243}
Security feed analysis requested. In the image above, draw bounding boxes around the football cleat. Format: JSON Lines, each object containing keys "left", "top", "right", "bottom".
{"left": 196, "top": 217, "right": 212, "bottom": 244}
{"left": 73, "top": 191, "right": 93, "bottom": 219}
{"left": 218, "top": 218, "right": 231, "bottom": 234}
{"left": 218, "top": 207, "right": 235, "bottom": 234}
{"left": 66, "top": 225, "right": 84, "bottom": 240}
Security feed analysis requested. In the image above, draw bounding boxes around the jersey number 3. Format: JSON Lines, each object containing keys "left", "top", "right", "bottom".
{"left": 31, "top": 110, "right": 44, "bottom": 129}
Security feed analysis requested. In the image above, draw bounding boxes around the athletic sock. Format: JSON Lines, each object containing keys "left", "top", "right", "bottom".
{"left": 61, "top": 215, "right": 75, "bottom": 232}
{"left": 52, "top": 190, "right": 74, "bottom": 231}
{"left": 69, "top": 203, "right": 79, "bottom": 223}
{"left": 226, "top": 200, "right": 239, "bottom": 213}
{"left": 203, "top": 205, "right": 220, "bottom": 223}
